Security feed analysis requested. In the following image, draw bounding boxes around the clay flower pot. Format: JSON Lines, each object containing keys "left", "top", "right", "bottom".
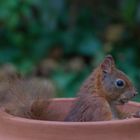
{"left": 0, "top": 98, "right": 140, "bottom": 140}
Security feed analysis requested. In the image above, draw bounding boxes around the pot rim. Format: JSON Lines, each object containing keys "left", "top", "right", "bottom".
{"left": 1, "top": 98, "right": 140, "bottom": 126}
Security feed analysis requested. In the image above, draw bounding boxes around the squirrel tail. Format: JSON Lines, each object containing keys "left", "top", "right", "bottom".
{"left": 2, "top": 78, "right": 55, "bottom": 120}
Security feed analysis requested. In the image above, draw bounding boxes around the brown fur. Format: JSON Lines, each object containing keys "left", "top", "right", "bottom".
{"left": 65, "top": 55, "right": 137, "bottom": 121}
{"left": 0, "top": 55, "right": 137, "bottom": 121}
{"left": 3, "top": 78, "right": 55, "bottom": 120}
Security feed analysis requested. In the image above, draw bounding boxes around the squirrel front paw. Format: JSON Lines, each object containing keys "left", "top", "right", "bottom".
{"left": 132, "top": 111, "right": 140, "bottom": 118}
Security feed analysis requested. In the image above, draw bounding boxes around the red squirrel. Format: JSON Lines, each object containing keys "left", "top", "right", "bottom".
{"left": 0, "top": 55, "right": 138, "bottom": 121}
{"left": 65, "top": 55, "right": 138, "bottom": 121}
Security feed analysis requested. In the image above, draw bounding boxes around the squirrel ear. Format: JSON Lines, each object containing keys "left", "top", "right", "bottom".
{"left": 100, "top": 55, "right": 115, "bottom": 73}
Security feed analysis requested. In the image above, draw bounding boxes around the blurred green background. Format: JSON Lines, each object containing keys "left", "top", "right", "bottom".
{"left": 0, "top": 0, "right": 140, "bottom": 101}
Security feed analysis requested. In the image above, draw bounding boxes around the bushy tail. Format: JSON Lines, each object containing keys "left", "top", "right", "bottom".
{"left": 1, "top": 78, "right": 55, "bottom": 120}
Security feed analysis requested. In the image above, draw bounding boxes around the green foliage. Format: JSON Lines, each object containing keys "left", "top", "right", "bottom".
{"left": 121, "top": 0, "right": 139, "bottom": 25}
{"left": 0, "top": 0, "right": 140, "bottom": 100}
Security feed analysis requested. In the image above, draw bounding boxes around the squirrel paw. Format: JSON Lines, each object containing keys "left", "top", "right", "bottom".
{"left": 132, "top": 111, "right": 140, "bottom": 118}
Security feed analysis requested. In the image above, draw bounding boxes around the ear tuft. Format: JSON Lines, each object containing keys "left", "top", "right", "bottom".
{"left": 100, "top": 55, "right": 115, "bottom": 73}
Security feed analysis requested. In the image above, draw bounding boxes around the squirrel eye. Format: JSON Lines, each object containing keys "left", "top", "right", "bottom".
{"left": 115, "top": 79, "right": 125, "bottom": 88}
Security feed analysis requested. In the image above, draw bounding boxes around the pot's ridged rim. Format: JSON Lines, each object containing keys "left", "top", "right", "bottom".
{"left": 1, "top": 98, "right": 140, "bottom": 126}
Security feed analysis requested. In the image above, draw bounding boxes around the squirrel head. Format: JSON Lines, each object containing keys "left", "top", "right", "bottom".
{"left": 96, "top": 55, "right": 138, "bottom": 104}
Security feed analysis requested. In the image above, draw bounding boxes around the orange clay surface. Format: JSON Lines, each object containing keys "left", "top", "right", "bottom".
{"left": 0, "top": 98, "right": 140, "bottom": 140}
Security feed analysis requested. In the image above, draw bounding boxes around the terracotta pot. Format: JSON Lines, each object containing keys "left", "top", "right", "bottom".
{"left": 0, "top": 98, "right": 140, "bottom": 140}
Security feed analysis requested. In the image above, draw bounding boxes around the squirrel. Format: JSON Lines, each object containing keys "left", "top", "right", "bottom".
{"left": 65, "top": 55, "right": 138, "bottom": 121}
{"left": 0, "top": 55, "right": 138, "bottom": 121}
